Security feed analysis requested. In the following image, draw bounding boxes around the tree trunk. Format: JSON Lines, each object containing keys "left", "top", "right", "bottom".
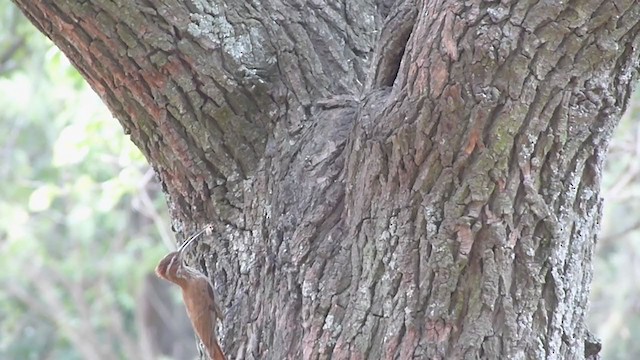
{"left": 13, "top": 0, "right": 640, "bottom": 359}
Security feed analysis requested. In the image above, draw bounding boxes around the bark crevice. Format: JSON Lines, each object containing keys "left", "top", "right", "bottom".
{"left": 11, "top": 0, "right": 640, "bottom": 359}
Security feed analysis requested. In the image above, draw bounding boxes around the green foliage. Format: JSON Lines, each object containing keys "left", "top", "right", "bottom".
{"left": 0, "top": 3, "right": 173, "bottom": 359}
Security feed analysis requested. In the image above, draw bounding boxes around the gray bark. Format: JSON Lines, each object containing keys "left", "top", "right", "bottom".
{"left": 13, "top": 0, "right": 640, "bottom": 359}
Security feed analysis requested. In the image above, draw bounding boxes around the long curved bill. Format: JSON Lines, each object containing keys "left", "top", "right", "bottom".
{"left": 177, "top": 225, "right": 213, "bottom": 253}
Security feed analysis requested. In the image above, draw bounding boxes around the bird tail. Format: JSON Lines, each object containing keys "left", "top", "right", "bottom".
{"left": 208, "top": 341, "right": 226, "bottom": 360}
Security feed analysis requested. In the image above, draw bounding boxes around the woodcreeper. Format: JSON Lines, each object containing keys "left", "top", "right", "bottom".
{"left": 155, "top": 226, "right": 226, "bottom": 360}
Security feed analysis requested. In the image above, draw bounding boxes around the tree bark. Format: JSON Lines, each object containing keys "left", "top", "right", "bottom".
{"left": 13, "top": 0, "right": 640, "bottom": 359}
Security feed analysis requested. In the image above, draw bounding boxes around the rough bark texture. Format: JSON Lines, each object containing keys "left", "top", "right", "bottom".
{"left": 13, "top": 0, "right": 640, "bottom": 359}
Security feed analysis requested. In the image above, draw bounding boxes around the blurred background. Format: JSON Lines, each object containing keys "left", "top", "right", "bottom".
{"left": 0, "top": 2, "right": 639, "bottom": 360}
{"left": 0, "top": 3, "right": 198, "bottom": 360}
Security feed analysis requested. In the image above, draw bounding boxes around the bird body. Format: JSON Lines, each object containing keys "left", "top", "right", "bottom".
{"left": 155, "top": 227, "right": 226, "bottom": 360}
{"left": 182, "top": 272, "right": 225, "bottom": 360}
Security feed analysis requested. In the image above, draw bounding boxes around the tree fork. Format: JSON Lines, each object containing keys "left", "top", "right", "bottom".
{"left": 13, "top": 0, "right": 640, "bottom": 359}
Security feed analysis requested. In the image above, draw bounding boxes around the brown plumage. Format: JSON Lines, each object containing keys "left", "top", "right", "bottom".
{"left": 155, "top": 227, "right": 226, "bottom": 360}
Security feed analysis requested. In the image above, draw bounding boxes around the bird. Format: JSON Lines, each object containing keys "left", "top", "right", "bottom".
{"left": 155, "top": 226, "right": 226, "bottom": 360}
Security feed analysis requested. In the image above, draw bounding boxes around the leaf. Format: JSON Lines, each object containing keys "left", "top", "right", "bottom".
{"left": 27, "top": 184, "right": 59, "bottom": 212}
{"left": 52, "top": 124, "right": 89, "bottom": 166}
